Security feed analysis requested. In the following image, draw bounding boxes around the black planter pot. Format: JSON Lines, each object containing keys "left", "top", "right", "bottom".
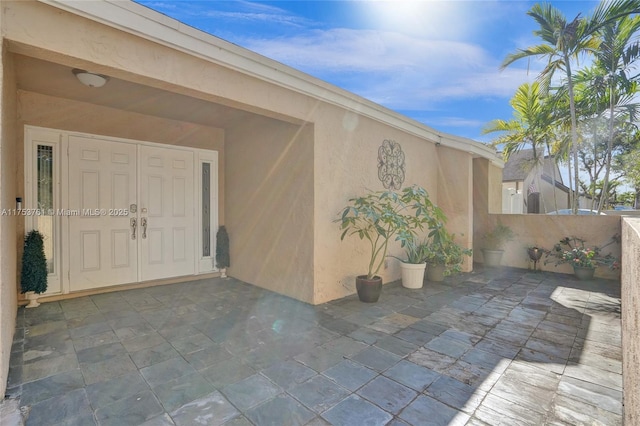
{"left": 356, "top": 275, "right": 382, "bottom": 303}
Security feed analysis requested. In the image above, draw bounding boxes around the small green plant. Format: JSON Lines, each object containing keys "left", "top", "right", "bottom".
{"left": 20, "top": 230, "right": 48, "bottom": 294}
{"left": 483, "top": 221, "right": 515, "bottom": 250}
{"left": 389, "top": 236, "right": 430, "bottom": 264}
{"left": 544, "top": 235, "right": 620, "bottom": 270}
{"left": 215, "top": 226, "right": 230, "bottom": 269}
{"left": 423, "top": 230, "right": 472, "bottom": 276}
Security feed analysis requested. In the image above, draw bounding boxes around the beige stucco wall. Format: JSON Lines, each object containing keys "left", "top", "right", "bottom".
{"left": 313, "top": 104, "right": 442, "bottom": 303}
{"left": 437, "top": 146, "right": 473, "bottom": 271}
{"left": 225, "top": 116, "right": 314, "bottom": 302}
{"left": 621, "top": 217, "right": 640, "bottom": 425}
{"left": 475, "top": 214, "right": 622, "bottom": 280}
{"left": 0, "top": 43, "right": 19, "bottom": 398}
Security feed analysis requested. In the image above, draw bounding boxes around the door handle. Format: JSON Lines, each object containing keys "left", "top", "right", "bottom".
{"left": 130, "top": 218, "right": 137, "bottom": 240}
{"left": 141, "top": 217, "right": 147, "bottom": 239}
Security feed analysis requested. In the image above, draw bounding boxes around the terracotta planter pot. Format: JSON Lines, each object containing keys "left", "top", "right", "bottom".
{"left": 573, "top": 266, "right": 595, "bottom": 280}
{"left": 482, "top": 249, "right": 504, "bottom": 267}
{"left": 426, "top": 264, "right": 445, "bottom": 282}
{"left": 400, "top": 262, "right": 426, "bottom": 289}
{"left": 356, "top": 275, "right": 382, "bottom": 303}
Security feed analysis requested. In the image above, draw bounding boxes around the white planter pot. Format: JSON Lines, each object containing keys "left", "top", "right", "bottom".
{"left": 400, "top": 262, "right": 426, "bottom": 289}
{"left": 25, "top": 291, "right": 40, "bottom": 308}
{"left": 482, "top": 249, "right": 504, "bottom": 267}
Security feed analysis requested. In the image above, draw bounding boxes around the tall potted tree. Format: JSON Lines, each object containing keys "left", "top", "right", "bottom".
{"left": 336, "top": 186, "right": 444, "bottom": 302}
{"left": 20, "top": 230, "right": 48, "bottom": 308}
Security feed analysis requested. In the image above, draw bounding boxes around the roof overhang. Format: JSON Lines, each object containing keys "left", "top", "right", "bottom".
{"left": 41, "top": 0, "right": 502, "bottom": 167}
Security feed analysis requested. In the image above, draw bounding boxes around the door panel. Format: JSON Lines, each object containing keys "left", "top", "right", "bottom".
{"left": 139, "top": 145, "right": 195, "bottom": 281}
{"left": 68, "top": 136, "right": 137, "bottom": 291}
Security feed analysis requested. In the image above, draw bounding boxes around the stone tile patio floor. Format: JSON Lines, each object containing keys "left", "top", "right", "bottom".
{"left": 3, "top": 266, "right": 623, "bottom": 425}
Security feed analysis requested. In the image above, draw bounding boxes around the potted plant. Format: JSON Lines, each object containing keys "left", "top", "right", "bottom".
{"left": 424, "top": 228, "right": 472, "bottom": 282}
{"left": 390, "top": 236, "right": 430, "bottom": 289}
{"left": 543, "top": 235, "right": 620, "bottom": 280}
{"left": 336, "top": 185, "right": 444, "bottom": 302}
{"left": 216, "top": 226, "right": 230, "bottom": 278}
{"left": 20, "top": 230, "right": 48, "bottom": 308}
{"left": 481, "top": 221, "right": 514, "bottom": 267}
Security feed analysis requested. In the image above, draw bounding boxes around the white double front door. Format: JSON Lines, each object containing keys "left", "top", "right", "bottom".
{"left": 68, "top": 135, "right": 195, "bottom": 291}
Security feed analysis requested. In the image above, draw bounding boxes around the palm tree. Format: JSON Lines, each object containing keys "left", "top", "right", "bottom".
{"left": 592, "top": 15, "right": 640, "bottom": 211}
{"left": 484, "top": 82, "right": 554, "bottom": 212}
{"left": 501, "top": 1, "right": 640, "bottom": 213}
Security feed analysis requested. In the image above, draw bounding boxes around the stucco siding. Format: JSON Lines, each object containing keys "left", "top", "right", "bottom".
{"left": 0, "top": 43, "right": 19, "bottom": 398}
{"left": 622, "top": 218, "right": 640, "bottom": 424}
{"left": 475, "top": 214, "right": 622, "bottom": 280}
{"left": 225, "top": 116, "right": 314, "bottom": 303}
{"left": 313, "top": 103, "right": 441, "bottom": 303}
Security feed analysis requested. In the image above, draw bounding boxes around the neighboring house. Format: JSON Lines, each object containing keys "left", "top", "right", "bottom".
{"left": 501, "top": 149, "right": 570, "bottom": 214}
{"left": 0, "top": 0, "right": 503, "bottom": 395}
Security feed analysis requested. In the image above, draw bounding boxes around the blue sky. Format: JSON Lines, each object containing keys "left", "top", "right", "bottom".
{"left": 135, "top": 1, "right": 598, "bottom": 143}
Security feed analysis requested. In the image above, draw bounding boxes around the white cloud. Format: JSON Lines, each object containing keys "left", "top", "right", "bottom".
{"left": 241, "top": 28, "right": 540, "bottom": 110}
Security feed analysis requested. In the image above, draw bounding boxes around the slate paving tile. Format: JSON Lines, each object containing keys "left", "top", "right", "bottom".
{"left": 20, "top": 369, "right": 85, "bottom": 406}
{"left": 68, "top": 321, "right": 111, "bottom": 339}
{"left": 564, "top": 363, "right": 622, "bottom": 390}
{"left": 130, "top": 342, "right": 181, "bottom": 369}
{"left": 319, "top": 318, "right": 360, "bottom": 336}
{"left": 221, "top": 374, "right": 281, "bottom": 411}
{"left": 22, "top": 353, "right": 78, "bottom": 383}
{"left": 461, "top": 348, "right": 509, "bottom": 373}
{"left": 407, "top": 347, "right": 457, "bottom": 373}
{"left": 408, "top": 319, "right": 448, "bottom": 335}
{"left": 85, "top": 371, "right": 149, "bottom": 409}
{"left": 141, "top": 357, "right": 197, "bottom": 388}
{"left": 26, "top": 388, "right": 92, "bottom": 426}
{"left": 399, "top": 395, "right": 469, "bottom": 426}
{"left": 393, "top": 327, "right": 437, "bottom": 346}
{"left": 26, "top": 320, "right": 68, "bottom": 338}
{"left": 184, "top": 345, "right": 233, "bottom": 370}
{"left": 347, "top": 327, "right": 389, "bottom": 345}
{"left": 95, "top": 391, "right": 164, "bottom": 426}
{"left": 351, "top": 346, "right": 401, "bottom": 373}
{"left": 473, "top": 337, "right": 521, "bottom": 359}
{"left": 289, "top": 375, "right": 350, "bottom": 414}
{"left": 121, "top": 332, "right": 167, "bottom": 353}
{"left": 114, "top": 322, "right": 157, "bottom": 340}
{"left": 321, "top": 395, "right": 392, "bottom": 426}
{"left": 80, "top": 353, "right": 138, "bottom": 385}
{"left": 261, "top": 360, "right": 317, "bottom": 390}
{"left": 246, "top": 394, "right": 315, "bottom": 426}
{"left": 426, "top": 375, "right": 485, "bottom": 414}
{"left": 425, "top": 335, "right": 472, "bottom": 358}
{"left": 76, "top": 341, "right": 126, "bottom": 364}
{"left": 72, "top": 330, "right": 119, "bottom": 352}
{"left": 383, "top": 360, "right": 440, "bottom": 391}
{"left": 322, "top": 359, "right": 377, "bottom": 391}
{"left": 474, "top": 393, "right": 544, "bottom": 426}
{"left": 170, "top": 332, "right": 216, "bottom": 355}
{"left": 557, "top": 376, "right": 622, "bottom": 415}
{"left": 440, "top": 329, "right": 482, "bottom": 346}
{"left": 445, "top": 360, "right": 493, "bottom": 388}
{"left": 153, "top": 372, "right": 217, "bottom": 412}
{"left": 490, "top": 374, "right": 556, "bottom": 414}
{"left": 320, "top": 336, "right": 368, "bottom": 356}
{"left": 374, "top": 335, "right": 418, "bottom": 357}
{"left": 516, "top": 348, "right": 566, "bottom": 374}
{"left": 139, "top": 413, "right": 176, "bottom": 426}
{"left": 294, "top": 347, "right": 346, "bottom": 373}
{"left": 357, "top": 376, "right": 417, "bottom": 414}
{"left": 550, "top": 394, "right": 623, "bottom": 426}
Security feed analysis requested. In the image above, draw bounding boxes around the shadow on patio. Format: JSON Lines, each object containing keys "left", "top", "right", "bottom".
{"left": 4, "top": 267, "right": 622, "bottom": 425}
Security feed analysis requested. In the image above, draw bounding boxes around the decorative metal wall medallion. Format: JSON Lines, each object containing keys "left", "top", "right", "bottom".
{"left": 377, "top": 139, "right": 405, "bottom": 190}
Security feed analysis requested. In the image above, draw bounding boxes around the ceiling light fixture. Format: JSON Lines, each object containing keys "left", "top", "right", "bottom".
{"left": 72, "top": 68, "right": 109, "bottom": 88}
